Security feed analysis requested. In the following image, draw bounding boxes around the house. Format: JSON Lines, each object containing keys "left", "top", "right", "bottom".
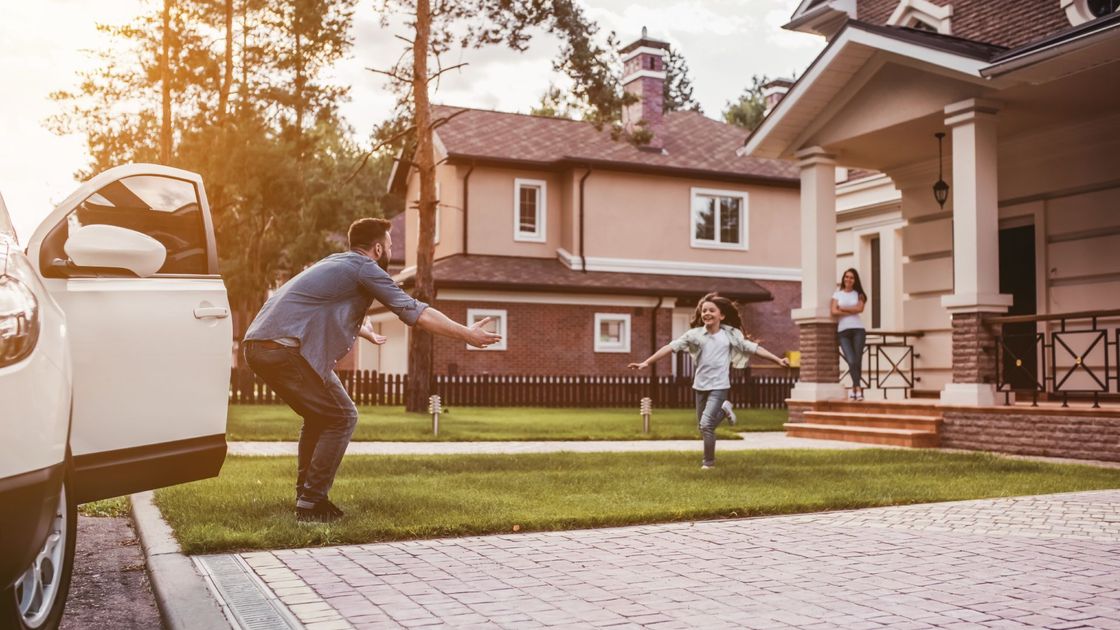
{"left": 746, "top": 0, "right": 1120, "bottom": 461}
{"left": 357, "top": 32, "right": 806, "bottom": 377}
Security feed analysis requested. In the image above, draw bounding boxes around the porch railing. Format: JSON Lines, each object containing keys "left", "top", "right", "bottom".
{"left": 989, "top": 308, "right": 1120, "bottom": 408}
{"left": 839, "top": 330, "right": 924, "bottom": 399}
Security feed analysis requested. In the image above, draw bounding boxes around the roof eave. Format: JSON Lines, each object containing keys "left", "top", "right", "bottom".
{"left": 441, "top": 153, "right": 799, "bottom": 188}
{"left": 743, "top": 22, "right": 993, "bottom": 160}
{"left": 981, "top": 15, "right": 1120, "bottom": 78}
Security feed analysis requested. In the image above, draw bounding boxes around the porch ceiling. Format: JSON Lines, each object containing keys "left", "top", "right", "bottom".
{"left": 746, "top": 20, "right": 1120, "bottom": 171}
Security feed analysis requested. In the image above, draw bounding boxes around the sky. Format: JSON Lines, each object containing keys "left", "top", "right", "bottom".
{"left": 0, "top": 0, "right": 824, "bottom": 242}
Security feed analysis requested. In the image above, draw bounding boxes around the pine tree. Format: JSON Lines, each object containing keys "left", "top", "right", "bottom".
{"left": 663, "top": 48, "right": 702, "bottom": 113}
{"left": 722, "top": 74, "right": 769, "bottom": 131}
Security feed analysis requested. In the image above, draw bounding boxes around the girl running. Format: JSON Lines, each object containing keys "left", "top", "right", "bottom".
{"left": 629, "top": 295, "right": 789, "bottom": 469}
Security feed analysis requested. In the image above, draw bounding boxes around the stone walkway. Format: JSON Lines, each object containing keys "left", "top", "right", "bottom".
{"left": 203, "top": 490, "right": 1120, "bottom": 629}
{"left": 229, "top": 433, "right": 878, "bottom": 456}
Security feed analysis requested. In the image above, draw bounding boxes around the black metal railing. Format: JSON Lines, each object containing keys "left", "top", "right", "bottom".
{"left": 990, "top": 308, "right": 1120, "bottom": 408}
{"left": 839, "top": 330, "right": 923, "bottom": 398}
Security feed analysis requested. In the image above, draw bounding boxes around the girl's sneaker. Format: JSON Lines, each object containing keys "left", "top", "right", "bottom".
{"left": 721, "top": 400, "right": 737, "bottom": 425}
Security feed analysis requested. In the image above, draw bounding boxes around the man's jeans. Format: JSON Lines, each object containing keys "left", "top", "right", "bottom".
{"left": 244, "top": 343, "right": 358, "bottom": 505}
{"left": 695, "top": 389, "right": 730, "bottom": 467}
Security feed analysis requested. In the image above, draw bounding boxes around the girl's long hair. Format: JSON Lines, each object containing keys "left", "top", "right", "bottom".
{"left": 690, "top": 293, "right": 745, "bottom": 334}
{"left": 839, "top": 268, "right": 868, "bottom": 302}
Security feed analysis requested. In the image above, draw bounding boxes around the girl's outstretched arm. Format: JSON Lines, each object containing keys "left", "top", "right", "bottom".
{"left": 629, "top": 344, "right": 674, "bottom": 370}
{"left": 754, "top": 345, "right": 791, "bottom": 367}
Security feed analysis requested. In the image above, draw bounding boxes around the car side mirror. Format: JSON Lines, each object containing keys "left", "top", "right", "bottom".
{"left": 64, "top": 224, "right": 167, "bottom": 278}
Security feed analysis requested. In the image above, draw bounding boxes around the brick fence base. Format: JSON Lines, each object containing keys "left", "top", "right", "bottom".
{"left": 942, "top": 410, "right": 1120, "bottom": 462}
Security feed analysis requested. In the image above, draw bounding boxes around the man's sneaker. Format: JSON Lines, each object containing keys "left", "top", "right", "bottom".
{"left": 721, "top": 400, "right": 737, "bottom": 426}
{"left": 701, "top": 464, "right": 714, "bottom": 470}
{"left": 296, "top": 498, "right": 344, "bottom": 524}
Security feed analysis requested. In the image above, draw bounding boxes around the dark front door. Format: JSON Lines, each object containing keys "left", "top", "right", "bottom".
{"left": 998, "top": 225, "right": 1038, "bottom": 390}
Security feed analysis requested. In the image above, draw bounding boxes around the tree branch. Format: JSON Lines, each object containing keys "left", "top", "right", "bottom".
{"left": 365, "top": 66, "right": 410, "bottom": 83}
{"left": 343, "top": 123, "right": 417, "bottom": 184}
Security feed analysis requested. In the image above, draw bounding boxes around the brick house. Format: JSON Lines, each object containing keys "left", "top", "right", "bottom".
{"left": 357, "top": 32, "right": 805, "bottom": 376}
{"left": 746, "top": 0, "right": 1120, "bottom": 461}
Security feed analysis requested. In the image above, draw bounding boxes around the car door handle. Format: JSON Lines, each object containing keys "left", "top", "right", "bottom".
{"left": 194, "top": 306, "right": 230, "bottom": 319}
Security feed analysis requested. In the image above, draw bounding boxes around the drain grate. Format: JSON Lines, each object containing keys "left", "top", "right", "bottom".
{"left": 195, "top": 554, "right": 301, "bottom": 630}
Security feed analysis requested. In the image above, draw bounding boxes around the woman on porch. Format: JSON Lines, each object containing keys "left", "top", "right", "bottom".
{"left": 832, "top": 268, "right": 868, "bottom": 401}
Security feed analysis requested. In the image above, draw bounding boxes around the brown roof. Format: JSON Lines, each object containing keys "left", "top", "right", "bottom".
{"left": 388, "top": 211, "right": 406, "bottom": 264}
{"left": 855, "top": 0, "right": 1071, "bottom": 50}
{"left": 431, "top": 105, "right": 799, "bottom": 184}
{"left": 396, "top": 254, "right": 774, "bottom": 303}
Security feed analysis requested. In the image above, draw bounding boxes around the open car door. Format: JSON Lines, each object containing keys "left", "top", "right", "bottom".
{"left": 25, "top": 164, "right": 231, "bottom": 503}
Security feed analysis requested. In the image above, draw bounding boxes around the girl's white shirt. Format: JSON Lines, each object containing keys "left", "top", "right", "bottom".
{"left": 833, "top": 290, "right": 865, "bottom": 332}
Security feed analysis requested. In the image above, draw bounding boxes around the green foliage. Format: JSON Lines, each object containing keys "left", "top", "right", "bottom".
{"left": 226, "top": 405, "right": 787, "bottom": 441}
{"left": 663, "top": 48, "right": 702, "bottom": 114}
{"left": 156, "top": 450, "right": 1120, "bottom": 554}
{"left": 49, "top": 0, "right": 387, "bottom": 326}
{"left": 723, "top": 73, "right": 769, "bottom": 131}
{"left": 78, "top": 496, "right": 131, "bottom": 518}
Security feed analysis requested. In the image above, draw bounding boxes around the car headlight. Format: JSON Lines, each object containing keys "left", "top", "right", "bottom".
{"left": 0, "top": 275, "right": 40, "bottom": 367}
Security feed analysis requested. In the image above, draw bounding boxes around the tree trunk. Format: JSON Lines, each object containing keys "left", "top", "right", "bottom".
{"left": 218, "top": 0, "right": 233, "bottom": 121}
{"left": 160, "top": 0, "right": 172, "bottom": 164}
{"left": 406, "top": 0, "right": 436, "bottom": 412}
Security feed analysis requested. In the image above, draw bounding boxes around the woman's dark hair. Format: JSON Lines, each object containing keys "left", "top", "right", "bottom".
{"left": 839, "top": 267, "right": 868, "bottom": 302}
{"left": 690, "top": 294, "right": 745, "bottom": 334}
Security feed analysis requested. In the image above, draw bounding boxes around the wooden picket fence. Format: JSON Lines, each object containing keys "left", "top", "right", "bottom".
{"left": 229, "top": 368, "right": 798, "bottom": 409}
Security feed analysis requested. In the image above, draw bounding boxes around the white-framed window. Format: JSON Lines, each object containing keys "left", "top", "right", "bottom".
{"left": 887, "top": 0, "right": 953, "bottom": 34}
{"left": 513, "top": 178, "right": 547, "bottom": 242}
{"left": 690, "top": 187, "right": 748, "bottom": 251}
{"left": 594, "top": 313, "right": 631, "bottom": 353}
{"left": 466, "top": 308, "right": 507, "bottom": 351}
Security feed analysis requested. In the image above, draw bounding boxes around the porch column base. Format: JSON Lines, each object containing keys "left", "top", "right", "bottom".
{"left": 940, "top": 383, "right": 1000, "bottom": 406}
{"left": 790, "top": 381, "right": 848, "bottom": 402}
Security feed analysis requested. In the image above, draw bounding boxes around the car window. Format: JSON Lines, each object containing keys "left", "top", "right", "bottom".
{"left": 66, "top": 175, "right": 209, "bottom": 275}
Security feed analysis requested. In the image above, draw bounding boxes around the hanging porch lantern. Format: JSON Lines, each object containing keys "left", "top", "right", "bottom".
{"left": 933, "top": 132, "right": 949, "bottom": 209}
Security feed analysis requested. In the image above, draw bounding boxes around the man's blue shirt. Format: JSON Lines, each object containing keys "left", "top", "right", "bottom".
{"left": 244, "top": 251, "right": 428, "bottom": 382}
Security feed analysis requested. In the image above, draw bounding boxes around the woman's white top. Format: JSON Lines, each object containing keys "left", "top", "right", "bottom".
{"left": 833, "top": 290, "right": 866, "bottom": 332}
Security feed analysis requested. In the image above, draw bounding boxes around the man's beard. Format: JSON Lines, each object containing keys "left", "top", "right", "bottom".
{"left": 377, "top": 250, "right": 390, "bottom": 271}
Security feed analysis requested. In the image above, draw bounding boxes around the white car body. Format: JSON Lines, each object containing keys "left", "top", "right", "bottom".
{"left": 1, "top": 164, "right": 232, "bottom": 629}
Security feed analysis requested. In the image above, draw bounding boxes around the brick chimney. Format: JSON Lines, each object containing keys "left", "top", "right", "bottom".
{"left": 763, "top": 77, "right": 795, "bottom": 116}
{"left": 620, "top": 27, "right": 671, "bottom": 149}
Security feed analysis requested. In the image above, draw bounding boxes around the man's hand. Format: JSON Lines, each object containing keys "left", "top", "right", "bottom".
{"left": 359, "top": 321, "right": 387, "bottom": 345}
{"left": 628, "top": 361, "right": 649, "bottom": 370}
{"left": 778, "top": 357, "right": 791, "bottom": 367}
{"left": 466, "top": 316, "right": 502, "bottom": 348}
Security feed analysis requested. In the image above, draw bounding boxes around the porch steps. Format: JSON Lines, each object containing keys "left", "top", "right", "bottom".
{"left": 785, "top": 401, "right": 943, "bottom": 448}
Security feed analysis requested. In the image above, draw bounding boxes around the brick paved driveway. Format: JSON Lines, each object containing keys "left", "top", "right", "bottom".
{"left": 211, "top": 490, "right": 1120, "bottom": 629}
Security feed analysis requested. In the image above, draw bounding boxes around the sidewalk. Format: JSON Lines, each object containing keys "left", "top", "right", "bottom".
{"left": 194, "top": 489, "right": 1120, "bottom": 629}
{"left": 228, "top": 432, "right": 879, "bottom": 456}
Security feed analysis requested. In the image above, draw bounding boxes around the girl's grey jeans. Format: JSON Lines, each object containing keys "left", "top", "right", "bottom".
{"left": 695, "top": 388, "right": 730, "bottom": 467}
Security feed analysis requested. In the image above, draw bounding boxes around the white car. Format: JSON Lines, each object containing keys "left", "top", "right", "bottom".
{"left": 0, "top": 164, "right": 232, "bottom": 629}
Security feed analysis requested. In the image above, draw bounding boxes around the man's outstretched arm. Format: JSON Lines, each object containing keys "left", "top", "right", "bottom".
{"left": 414, "top": 309, "right": 501, "bottom": 348}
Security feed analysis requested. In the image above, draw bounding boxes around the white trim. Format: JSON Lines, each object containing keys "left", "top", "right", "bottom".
{"left": 689, "top": 187, "right": 749, "bottom": 251}
{"left": 887, "top": 0, "right": 953, "bottom": 34}
{"left": 743, "top": 25, "right": 992, "bottom": 159}
{"left": 555, "top": 248, "right": 801, "bottom": 281}
{"left": 1061, "top": 0, "right": 1120, "bottom": 26}
{"left": 466, "top": 308, "right": 507, "bottom": 351}
{"left": 620, "top": 46, "right": 669, "bottom": 64}
{"left": 594, "top": 313, "right": 631, "bottom": 353}
{"left": 439, "top": 289, "right": 677, "bottom": 308}
{"left": 621, "top": 69, "right": 667, "bottom": 84}
{"left": 513, "top": 178, "right": 547, "bottom": 243}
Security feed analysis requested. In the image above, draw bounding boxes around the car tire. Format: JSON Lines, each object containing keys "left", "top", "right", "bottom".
{"left": 0, "top": 463, "right": 77, "bottom": 630}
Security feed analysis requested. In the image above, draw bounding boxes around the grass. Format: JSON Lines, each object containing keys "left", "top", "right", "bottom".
{"left": 78, "top": 496, "right": 130, "bottom": 517}
{"left": 155, "top": 450, "right": 1120, "bottom": 554}
{"left": 226, "top": 405, "right": 789, "bottom": 442}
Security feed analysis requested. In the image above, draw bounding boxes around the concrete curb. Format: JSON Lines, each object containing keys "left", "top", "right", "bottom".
{"left": 130, "top": 491, "right": 233, "bottom": 630}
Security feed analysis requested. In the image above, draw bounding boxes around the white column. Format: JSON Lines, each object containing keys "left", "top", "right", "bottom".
{"left": 790, "top": 146, "right": 847, "bottom": 402}
{"left": 940, "top": 98, "right": 1013, "bottom": 406}
{"left": 792, "top": 146, "right": 838, "bottom": 323}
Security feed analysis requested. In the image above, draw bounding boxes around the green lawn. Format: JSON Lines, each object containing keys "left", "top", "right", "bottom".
{"left": 155, "top": 450, "right": 1120, "bottom": 554}
{"left": 226, "top": 405, "right": 788, "bottom": 441}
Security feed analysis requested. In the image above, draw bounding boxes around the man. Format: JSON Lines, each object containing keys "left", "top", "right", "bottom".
{"left": 243, "top": 217, "right": 500, "bottom": 523}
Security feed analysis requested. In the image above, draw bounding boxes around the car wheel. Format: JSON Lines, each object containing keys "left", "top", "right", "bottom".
{"left": 0, "top": 470, "right": 77, "bottom": 630}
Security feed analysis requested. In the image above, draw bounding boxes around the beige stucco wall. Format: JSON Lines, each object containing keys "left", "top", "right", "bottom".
{"left": 581, "top": 171, "right": 800, "bottom": 268}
